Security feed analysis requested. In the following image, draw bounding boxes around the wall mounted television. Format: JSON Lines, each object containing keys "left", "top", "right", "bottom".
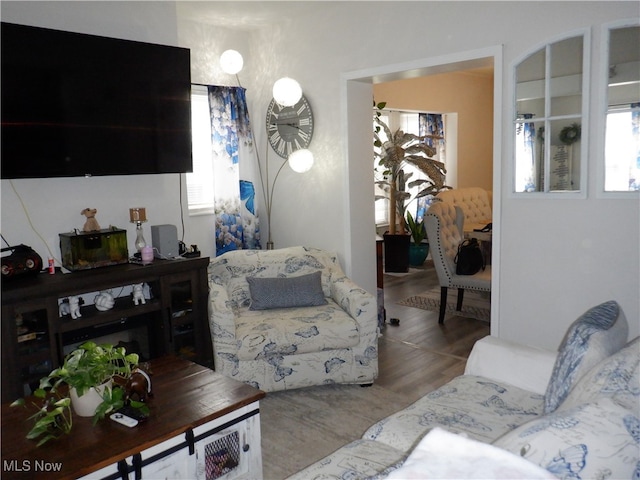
{"left": 1, "top": 22, "right": 192, "bottom": 179}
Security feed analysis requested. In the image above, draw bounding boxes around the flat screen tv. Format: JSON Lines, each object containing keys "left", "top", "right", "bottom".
{"left": 1, "top": 22, "right": 192, "bottom": 179}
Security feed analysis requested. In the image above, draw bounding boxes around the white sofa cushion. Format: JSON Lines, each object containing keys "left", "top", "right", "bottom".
{"left": 494, "top": 398, "right": 639, "bottom": 480}
{"left": 386, "top": 428, "right": 555, "bottom": 479}
{"left": 559, "top": 336, "right": 639, "bottom": 412}
{"left": 543, "top": 300, "right": 628, "bottom": 413}
{"left": 362, "top": 375, "right": 545, "bottom": 452}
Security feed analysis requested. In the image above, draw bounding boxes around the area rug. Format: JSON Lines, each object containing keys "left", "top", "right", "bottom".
{"left": 397, "top": 286, "right": 491, "bottom": 322}
{"left": 260, "top": 383, "right": 412, "bottom": 479}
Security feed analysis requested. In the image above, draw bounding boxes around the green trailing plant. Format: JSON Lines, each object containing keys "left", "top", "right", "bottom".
{"left": 17, "top": 392, "right": 73, "bottom": 447}
{"left": 11, "top": 341, "right": 146, "bottom": 446}
{"left": 374, "top": 101, "right": 449, "bottom": 234}
{"left": 406, "top": 211, "right": 426, "bottom": 245}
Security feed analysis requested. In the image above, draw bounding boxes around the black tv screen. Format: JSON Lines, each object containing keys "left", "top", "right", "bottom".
{"left": 1, "top": 22, "right": 192, "bottom": 179}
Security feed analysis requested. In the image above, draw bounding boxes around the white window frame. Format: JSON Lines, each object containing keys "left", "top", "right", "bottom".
{"left": 597, "top": 19, "right": 640, "bottom": 198}
{"left": 511, "top": 29, "right": 590, "bottom": 198}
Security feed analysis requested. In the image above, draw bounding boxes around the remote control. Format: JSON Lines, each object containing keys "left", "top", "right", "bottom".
{"left": 110, "top": 412, "right": 138, "bottom": 428}
{"left": 117, "top": 405, "right": 149, "bottom": 422}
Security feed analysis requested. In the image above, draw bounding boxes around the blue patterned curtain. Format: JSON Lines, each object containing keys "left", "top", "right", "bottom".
{"left": 208, "top": 86, "right": 261, "bottom": 255}
{"left": 419, "top": 113, "right": 445, "bottom": 150}
{"left": 416, "top": 113, "right": 445, "bottom": 221}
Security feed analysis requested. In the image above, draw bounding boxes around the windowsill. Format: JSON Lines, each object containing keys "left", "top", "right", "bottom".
{"left": 188, "top": 208, "right": 215, "bottom": 217}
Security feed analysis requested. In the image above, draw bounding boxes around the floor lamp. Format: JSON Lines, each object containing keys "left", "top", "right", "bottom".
{"left": 220, "top": 50, "right": 314, "bottom": 250}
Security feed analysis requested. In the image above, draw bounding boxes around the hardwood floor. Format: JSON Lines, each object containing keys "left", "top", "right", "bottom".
{"left": 375, "top": 260, "right": 490, "bottom": 403}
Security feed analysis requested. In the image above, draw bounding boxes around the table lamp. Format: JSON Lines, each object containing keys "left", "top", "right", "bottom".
{"left": 129, "top": 207, "right": 148, "bottom": 252}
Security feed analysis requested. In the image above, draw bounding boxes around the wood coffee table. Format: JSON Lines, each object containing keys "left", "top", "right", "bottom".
{"left": 1, "top": 356, "right": 265, "bottom": 479}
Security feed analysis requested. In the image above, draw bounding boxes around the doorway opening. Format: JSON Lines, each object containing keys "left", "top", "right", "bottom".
{"left": 343, "top": 46, "right": 502, "bottom": 335}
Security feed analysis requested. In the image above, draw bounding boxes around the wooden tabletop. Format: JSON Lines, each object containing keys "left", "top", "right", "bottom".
{"left": 1, "top": 356, "right": 265, "bottom": 479}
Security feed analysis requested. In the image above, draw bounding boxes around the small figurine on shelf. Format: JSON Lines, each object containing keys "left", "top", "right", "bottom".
{"left": 94, "top": 291, "right": 115, "bottom": 311}
{"left": 132, "top": 283, "right": 146, "bottom": 305}
{"left": 59, "top": 296, "right": 84, "bottom": 319}
{"left": 81, "top": 208, "right": 101, "bottom": 232}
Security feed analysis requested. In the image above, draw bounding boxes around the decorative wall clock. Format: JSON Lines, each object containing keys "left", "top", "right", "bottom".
{"left": 265, "top": 95, "right": 314, "bottom": 158}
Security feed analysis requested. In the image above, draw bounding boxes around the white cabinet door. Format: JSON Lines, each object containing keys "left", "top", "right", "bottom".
{"left": 193, "top": 406, "right": 262, "bottom": 480}
{"left": 78, "top": 402, "right": 261, "bottom": 480}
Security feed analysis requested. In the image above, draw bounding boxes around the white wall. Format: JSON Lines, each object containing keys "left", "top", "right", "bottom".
{"left": 2, "top": 1, "right": 638, "bottom": 352}
{"left": 214, "top": 1, "right": 639, "bottom": 350}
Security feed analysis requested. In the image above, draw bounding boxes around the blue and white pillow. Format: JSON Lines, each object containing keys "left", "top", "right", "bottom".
{"left": 543, "top": 301, "right": 628, "bottom": 413}
{"left": 493, "top": 399, "right": 639, "bottom": 480}
{"left": 560, "top": 336, "right": 639, "bottom": 412}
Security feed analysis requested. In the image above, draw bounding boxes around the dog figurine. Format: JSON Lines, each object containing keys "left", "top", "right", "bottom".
{"left": 59, "top": 296, "right": 83, "bottom": 319}
{"left": 81, "top": 208, "right": 101, "bottom": 232}
{"left": 132, "top": 283, "right": 146, "bottom": 305}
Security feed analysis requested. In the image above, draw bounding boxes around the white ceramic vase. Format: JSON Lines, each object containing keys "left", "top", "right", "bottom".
{"left": 69, "top": 380, "right": 112, "bottom": 417}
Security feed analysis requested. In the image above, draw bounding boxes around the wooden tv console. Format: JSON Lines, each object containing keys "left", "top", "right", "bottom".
{"left": 1, "top": 257, "right": 213, "bottom": 403}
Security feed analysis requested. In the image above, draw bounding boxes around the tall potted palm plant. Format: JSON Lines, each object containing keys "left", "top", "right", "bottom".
{"left": 374, "top": 102, "right": 448, "bottom": 271}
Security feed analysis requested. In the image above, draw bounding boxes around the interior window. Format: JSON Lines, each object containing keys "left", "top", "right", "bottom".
{"left": 604, "top": 25, "right": 640, "bottom": 193}
{"left": 514, "top": 34, "right": 587, "bottom": 194}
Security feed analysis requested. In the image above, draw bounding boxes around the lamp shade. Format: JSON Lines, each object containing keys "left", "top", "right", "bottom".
{"left": 220, "top": 50, "right": 244, "bottom": 75}
{"left": 288, "top": 149, "right": 314, "bottom": 173}
{"left": 272, "top": 77, "right": 302, "bottom": 107}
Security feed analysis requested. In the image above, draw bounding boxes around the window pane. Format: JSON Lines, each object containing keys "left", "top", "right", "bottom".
{"left": 186, "top": 91, "right": 215, "bottom": 212}
{"left": 516, "top": 49, "right": 545, "bottom": 117}
{"left": 373, "top": 110, "right": 447, "bottom": 223}
{"left": 374, "top": 113, "right": 390, "bottom": 225}
{"left": 605, "top": 110, "right": 640, "bottom": 191}
{"left": 514, "top": 33, "right": 586, "bottom": 194}
{"left": 549, "top": 118, "right": 581, "bottom": 191}
{"left": 605, "top": 25, "right": 640, "bottom": 192}
{"left": 514, "top": 119, "right": 544, "bottom": 192}
{"left": 549, "top": 36, "right": 583, "bottom": 117}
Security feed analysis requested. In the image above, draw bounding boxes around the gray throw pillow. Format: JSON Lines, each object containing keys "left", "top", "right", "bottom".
{"left": 543, "top": 300, "right": 628, "bottom": 413}
{"left": 247, "top": 271, "right": 327, "bottom": 310}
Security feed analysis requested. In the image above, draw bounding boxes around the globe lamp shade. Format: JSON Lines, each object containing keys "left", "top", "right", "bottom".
{"left": 220, "top": 50, "right": 244, "bottom": 75}
{"left": 272, "top": 77, "right": 302, "bottom": 107}
{"left": 288, "top": 149, "right": 314, "bottom": 173}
